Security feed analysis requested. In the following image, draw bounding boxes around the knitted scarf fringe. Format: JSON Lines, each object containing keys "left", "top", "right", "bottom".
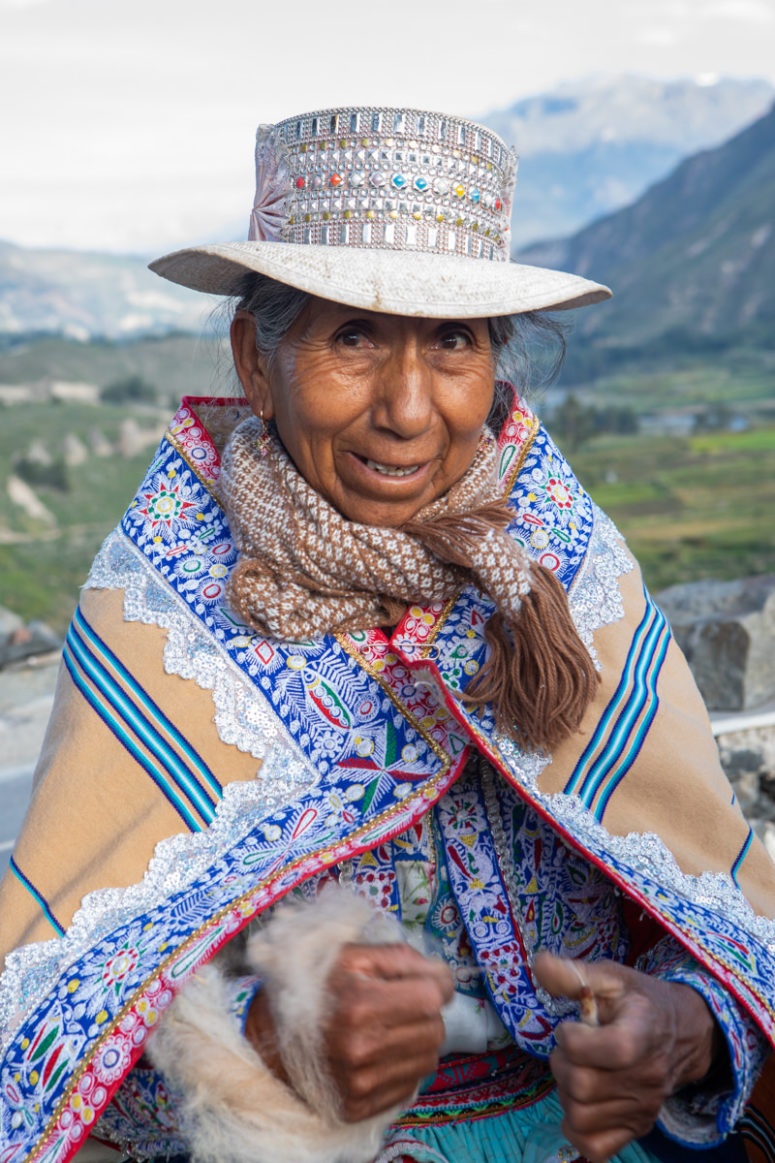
{"left": 221, "top": 416, "right": 597, "bottom": 753}
{"left": 404, "top": 502, "right": 599, "bottom": 752}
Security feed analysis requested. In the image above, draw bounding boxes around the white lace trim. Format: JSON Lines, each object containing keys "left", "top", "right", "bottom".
{"left": 87, "top": 530, "right": 290, "bottom": 761}
{"left": 0, "top": 530, "right": 321, "bottom": 1047}
{"left": 6, "top": 508, "right": 772, "bottom": 1057}
{"left": 0, "top": 746, "right": 318, "bottom": 1049}
{"left": 568, "top": 504, "right": 634, "bottom": 663}
{"left": 0, "top": 506, "right": 636, "bottom": 1044}
{"left": 492, "top": 510, "right": 775, "bottom": 955}
{"left": 492, "top": 757, "right": 775, "bottom": 958}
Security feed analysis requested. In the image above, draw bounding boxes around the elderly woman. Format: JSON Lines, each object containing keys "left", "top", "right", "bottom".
{"left": 2, "top": 106, "right": 775, "bottom": 1163}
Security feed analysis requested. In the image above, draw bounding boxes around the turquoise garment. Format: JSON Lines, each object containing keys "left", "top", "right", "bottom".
{"left": 381, "top": 1089, "right": 659, "bottom": 1162}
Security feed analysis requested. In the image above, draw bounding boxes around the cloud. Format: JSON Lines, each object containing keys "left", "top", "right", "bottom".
{"left": 705, "top": 0, "right": 775, "bottom": 20}
{"left": 634, "top": 25, "right": 679, "bottom": 45}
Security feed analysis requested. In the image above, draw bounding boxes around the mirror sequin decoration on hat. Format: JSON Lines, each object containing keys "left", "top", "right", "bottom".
{"left": 247, "top": 107, "right": 519, "bottom": 262}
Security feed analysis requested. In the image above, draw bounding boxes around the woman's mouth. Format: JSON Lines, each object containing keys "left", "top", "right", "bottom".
{"left": 344, "top": 450, "right": 435, "bottom": 495}
{"left": 364, "top": 458, "right": 421, "bottom": 478}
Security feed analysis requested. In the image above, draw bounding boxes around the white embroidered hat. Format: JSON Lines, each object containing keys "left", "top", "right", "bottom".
{"left": 149, "top": 106, "right": 611, "bottom": 318}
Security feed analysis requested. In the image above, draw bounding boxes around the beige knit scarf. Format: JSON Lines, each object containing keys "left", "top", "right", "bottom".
{"left": 219, "top": 415, "right": 597, "bottom": 751}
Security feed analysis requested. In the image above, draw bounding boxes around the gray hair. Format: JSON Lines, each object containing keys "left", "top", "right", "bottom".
{"left": 233, "top": 272, "right": 567, "bottom": 407}
{"left": 234, "top": 272, "right": 310, "bottom": 367}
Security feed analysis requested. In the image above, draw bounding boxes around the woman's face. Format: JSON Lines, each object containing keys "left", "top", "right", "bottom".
{"left": 231, "top": 297, "right": 496, "bottom": 527}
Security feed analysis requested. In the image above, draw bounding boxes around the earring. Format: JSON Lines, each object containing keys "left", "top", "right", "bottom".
{"left": 257, "top": 408, "right": 270, "bottom": 457}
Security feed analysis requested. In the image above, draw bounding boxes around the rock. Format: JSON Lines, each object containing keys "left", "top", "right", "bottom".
{"left": 717, "top": 725, "right": 775, "bottom": 818}
{"left": 49, "top": 381, "right": 100, "bottom": 404}
{"left": 62, "top": 432, "right": 88, "bottom": 467}
{"left": 0, "top": 618, "right": 62, "bottom": 669}
{"left": 656, "top": 575, "right": 775, "bottom": 711}
{"left": 90, "top": 428, "right": 113, "bottom": 458}
{"left": 117, "top": 418, "right": 166, "bottom": 459}
{"left": 0, "top": 607, "right": 24, "bottom": 638}
{"left": 7, "top": 474, "right": 57, "bottom": 526}
{"left": 118, "top": 417, "right": 143, "bottom": 458}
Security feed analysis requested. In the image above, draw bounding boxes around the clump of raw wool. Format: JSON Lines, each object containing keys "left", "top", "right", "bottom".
{"left": 147, "top": 886, "right": 404, "bottom": 1163}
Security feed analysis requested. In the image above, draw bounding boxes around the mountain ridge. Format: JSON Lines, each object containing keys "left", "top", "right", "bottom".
{"left": 481, "top": 74, "right": 774, "bottom": 246}
{"left": 0, "top": 75, "right": 773, "bottom": 342}
{"left": 518, "top": 101, "right": 775, "bottom": 346}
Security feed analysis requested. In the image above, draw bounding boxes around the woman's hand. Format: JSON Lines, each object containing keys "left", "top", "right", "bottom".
{"left": 246, "top": 942, "right": 454, "bottom": 1122}
{"left": 534, "top": 951, "right": 721, "bottom": 1163}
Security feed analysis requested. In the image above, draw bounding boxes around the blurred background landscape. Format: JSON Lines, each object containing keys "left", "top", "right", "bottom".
{"left": 1, "top": 72, "right": 773, "bottom": 631}
{"left": 1, "top": 0, "right": 774, "bottom": 866}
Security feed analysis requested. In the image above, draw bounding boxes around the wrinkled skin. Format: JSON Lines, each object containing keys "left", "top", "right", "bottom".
{"left": 230, "top": 299, "right": 496, "bottom": 527}
{"left": 534, "top": 951, "right": 720, "bottom": 1163}
{"left": 245, "top": 943, "right": 454, "bottom": 1121}
{"left": 245, "top": 943, "right": 718, "bottom": 1158}
{"left": 236, "top": 301, "right": 720, "bottom": 1156}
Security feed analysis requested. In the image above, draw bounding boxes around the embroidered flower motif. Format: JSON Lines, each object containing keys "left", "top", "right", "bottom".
{"left": 324, "top": 789, "right": 359, "bottom": 826}
{"left": 248, "top": 125, "right": 292, "bottom": 243}
{"left": 102, "top": 948, "right": 139, "bottom": 987}
{"left": 545, "top": 476, "right": 574, "bottom": 510}
{"left": 93, "top": 1040, "right": 132, "bottom": 1084}
{"left": 129, "top": 473, "right": 199, "bottom": 547}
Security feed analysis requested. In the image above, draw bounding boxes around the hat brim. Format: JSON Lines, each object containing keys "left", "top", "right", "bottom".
{"left": 149, "top": 241, "right": 610, "bottom": 318}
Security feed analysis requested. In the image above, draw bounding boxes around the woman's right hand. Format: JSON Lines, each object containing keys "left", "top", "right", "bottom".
{"left": 245, "top": 942, "right": 454, "bottom": 1122}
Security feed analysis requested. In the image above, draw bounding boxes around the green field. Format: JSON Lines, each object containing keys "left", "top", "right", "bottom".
{"left": 0, "top": 333, "right": 230, "bottom": 404}
{"left": 562, "top": 343, "right": 775, "bottom": 421}
{"left": 0, "top": 401, "right": 164, "bottom": 631}
{"left": 569, "top": 426, "right": 775, "bottom": 591}
{"left": 1, "top": 343, "right": 773, "bottom": 633}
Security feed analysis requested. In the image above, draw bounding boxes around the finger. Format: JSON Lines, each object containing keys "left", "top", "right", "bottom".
{"left": 330, "top": 971, "right": 451, "bottom": 1031}
{"left": 551, "top": 1047, "right": 669, "bottom": 1108}
{"left": 338, "top": 1068, "right": 431, "bottom": 1122}
{"left": 339, "top": 943, "right": 454, "bottom": 998}
{"left": 553, "top": 997, "right": 658, "bottom": 1070}
{"left": 328, "top": 1020, "right": 445, "bottom": 1120}
{"left": 332, "top": 1022, "right": 444, "bottom": 1085}
{"left": 534, "top": 952, "right": 629, "bottom": 1012}
{"left": 555, "top": 1068, "right": 662, "bottom": 1161}
{"left": 561, "top": 1089, "right": 661, "bottom": 1134}
{"left": 559, "top": 1082, "right": 664, "bottom": 1163}
{"left": 328, "top": 1010, "right": 446, "bottom": 1070}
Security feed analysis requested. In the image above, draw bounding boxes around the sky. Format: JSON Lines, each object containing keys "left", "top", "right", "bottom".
{"left": 2, "top": 0, "right": 775, "bottom": 254}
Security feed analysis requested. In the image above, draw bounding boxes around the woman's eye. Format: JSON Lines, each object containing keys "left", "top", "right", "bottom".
{"left": 439, "top": 329, "right": 472, "bottom": 351}
{"left": 336, "top": 326, "right": 371, "bottom": 348}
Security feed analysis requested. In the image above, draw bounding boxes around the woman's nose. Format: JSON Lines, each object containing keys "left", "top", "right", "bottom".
{"left": 374, "top": 344, "right": 433, "bottom": 437}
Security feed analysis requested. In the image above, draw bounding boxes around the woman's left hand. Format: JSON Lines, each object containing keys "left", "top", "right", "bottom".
{"left": 534, "top": 951, "right": 721, "bottom": 1163}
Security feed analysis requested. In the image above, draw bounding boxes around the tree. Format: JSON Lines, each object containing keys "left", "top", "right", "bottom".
{"left": 14, "top": 456, "right": 69, "bottom": 491}
{"left": 101, "top": 374, "right": 157, "bottom": 404}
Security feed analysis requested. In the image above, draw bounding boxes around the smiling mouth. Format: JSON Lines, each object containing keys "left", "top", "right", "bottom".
{"left": 364, "top": 458, "right": 421, "bottom": 478}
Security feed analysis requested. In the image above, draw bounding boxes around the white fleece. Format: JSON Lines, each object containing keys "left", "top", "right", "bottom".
{"left": 147, "top": 884, "right": 407, "bottom": 1163}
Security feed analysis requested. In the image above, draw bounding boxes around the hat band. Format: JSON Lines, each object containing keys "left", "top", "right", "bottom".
{"left": 249, "top": 106, "right": 518, "bottom": 263}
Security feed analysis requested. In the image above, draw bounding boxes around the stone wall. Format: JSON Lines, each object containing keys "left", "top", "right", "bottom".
{"left": 656, "top": 575, "right": 775, "bottom": 859}
{"left": 655, "top": 575, "right": 775, "bottom": 712}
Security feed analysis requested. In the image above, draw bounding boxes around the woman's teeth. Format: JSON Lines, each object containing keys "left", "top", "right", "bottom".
{"left": 365, "top": 459, "right": 420, "bottom": 477}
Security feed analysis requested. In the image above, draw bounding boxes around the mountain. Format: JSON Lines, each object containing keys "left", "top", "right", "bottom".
{"left": 482, "top": 75, "right": 774, "bottom": 248}
{"left": 0, "top": 241, "right": 214, "bottom": 340}
{"left": 1, "top": 75, "right": 773, "bottom": 343}
{"left": 517, "top": 101, "right": 775, "bottom": 348}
